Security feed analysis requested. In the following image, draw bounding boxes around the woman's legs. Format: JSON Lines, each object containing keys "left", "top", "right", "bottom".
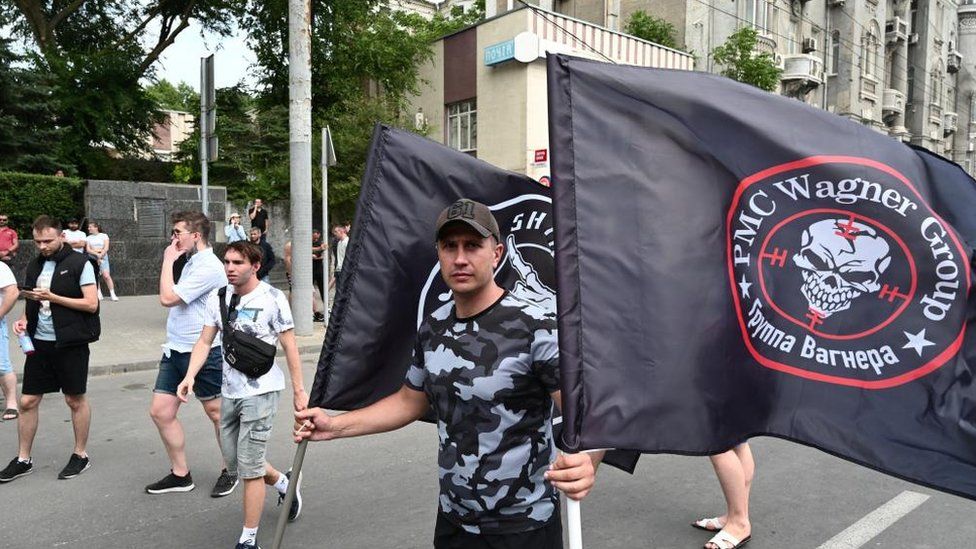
{"left": 704, "top": 442, "right": 753, "bottom": 548}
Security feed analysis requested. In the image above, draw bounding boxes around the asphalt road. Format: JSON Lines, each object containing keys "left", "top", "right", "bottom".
{"left": 0, "top": 358, "right": 973, "bottom": 548}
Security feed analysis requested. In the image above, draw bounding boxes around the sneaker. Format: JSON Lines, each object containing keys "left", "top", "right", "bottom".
{"left": 110, "top": 294, "right": 119, "bottom": 301}
{"left": 235, "top": 542, "right": 261, "bottom": 549}
{"left": 58, "top": 453, "right": 90, "bottom": 479}
{"left": 145, "top": 470, "right": 195, "bottom": 494}
{"left": 277, "top": 469, "right": 302, "bottom": 522}
{"left": 211, "top": 468, "right": 239, "bottom": 498}
{"left": 0, "top": 457, "right": 32, "bottom": 482}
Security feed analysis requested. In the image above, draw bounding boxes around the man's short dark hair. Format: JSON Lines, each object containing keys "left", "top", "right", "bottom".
{"left": 171, "top": 211, "right": 211, "bottom": 243}
{"left": 226, "top": 241, "right": 263, "bottom": 265}
{"left": 32, "top": 215, "right": 61, "bottom": 233}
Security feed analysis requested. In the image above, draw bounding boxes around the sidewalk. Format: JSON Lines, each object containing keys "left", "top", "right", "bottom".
{"left": 4, "top": 295, "right": 327, "bottom": 377}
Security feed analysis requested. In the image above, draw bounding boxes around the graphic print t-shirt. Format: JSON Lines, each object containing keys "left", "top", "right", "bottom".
{"left": 404, "top": 292, "right": 560, "bottom": 535}
{"left": 204, "top": 282, "right": 294, "bottom": 399}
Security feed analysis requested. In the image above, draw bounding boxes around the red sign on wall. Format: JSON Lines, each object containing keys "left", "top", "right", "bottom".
{"left": 534, "top": 149, "right": 548, "bottom": 163}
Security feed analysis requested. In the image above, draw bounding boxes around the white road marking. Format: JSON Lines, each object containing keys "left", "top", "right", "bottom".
{"left": 816, "top": 490, "right": 930, "bottom": 549}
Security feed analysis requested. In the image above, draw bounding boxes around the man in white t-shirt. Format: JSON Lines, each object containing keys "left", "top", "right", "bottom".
{"left": 61, "top": 219, "right": 87, "bottom": 253}
{"left": 0, "top": 261, "right": 19, "bottom": 422}
{"left": 177, "top": 241, "right": 308, "bottom": 549}
{"left": 146, "top": 211, "right": 235, "bottom": 498}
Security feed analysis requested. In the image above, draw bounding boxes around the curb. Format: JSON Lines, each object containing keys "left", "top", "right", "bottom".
{"left": 86, "top": 342, "right": 324, "bottom": 378}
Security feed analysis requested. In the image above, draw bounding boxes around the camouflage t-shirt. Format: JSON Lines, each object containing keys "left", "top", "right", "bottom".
{"left": 404, "top": 291, "right": 560, "bottom": 535}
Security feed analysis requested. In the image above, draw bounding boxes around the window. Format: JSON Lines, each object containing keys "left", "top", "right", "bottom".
{"left": 862, "top": 23, "right": 881, "bottom": 78}
{"left": 829, "top": 30, "right": 841, "bottom": 75}
{"left": 788, "top": 20, "right": 798, "bottom": 54}
{"left": 745, "top": 0, "right": 769, "bottom": 33}
{"left": 447, "top": 99, "right": 477, "bottom": 153}
{"left": 907, "top": 66, "right": 915, "bottom": 104}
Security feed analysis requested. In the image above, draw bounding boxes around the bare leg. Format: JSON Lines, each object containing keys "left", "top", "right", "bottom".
{"left": 102, "top": 271, "right": 116, "bottom": 293}
{"left": 149, "top": 393, "right": 189, "bottom": 476}
{"left": 1, "top": 372, "right": 17, "bottom": 414}
{"left": 242, "top": 477, "right": 267, "bottom": 528}
{"left": 201, "top": 397, "right": 228, "bottom": 470}
{"left": 64, "top": 394, "right": 91, "bottom": 456}
{"left": 705, "top": 443, "right": 752, "bottom": 548}
{"left": 17, "top": 394, "right": 42, "bottom": 460}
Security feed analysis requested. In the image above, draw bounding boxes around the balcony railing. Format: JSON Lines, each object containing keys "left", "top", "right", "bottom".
{"left": 882, "top": 88, "right": 906, "bottom": 117}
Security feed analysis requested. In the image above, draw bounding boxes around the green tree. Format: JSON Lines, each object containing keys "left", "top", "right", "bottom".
{"left": 710, "top": 27, "right": 783, "bottom": 92}
{"left": 231, "top": 0, "right": 483, "bottom": 215}
{"left": 0, "top": 39, "right": 63, "bottom": 174}
{"left": 0, "top": 1, "right": 245, "bottom": 173}
{"left": 146, "top": 80, "right": 200, "bottom": 112}
{"left": 624, "top": 10, "right": 679, "bottom": 50}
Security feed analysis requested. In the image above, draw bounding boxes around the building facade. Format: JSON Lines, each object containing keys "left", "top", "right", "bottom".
{"left": 149, "top": 110, "right": 194, "bottom": 161}
{"left": 488, "top": 0, "right": 976, "bottom": 174}
{"left": 407, "top": 5, "right": 694, "bottom": 181}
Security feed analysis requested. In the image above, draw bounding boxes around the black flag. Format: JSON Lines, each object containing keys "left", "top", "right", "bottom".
{"left": 309, "top": 125, "right": 555, "bottom": 411}
{"left": 548, "top": 54, "right": 976, "bottom": 500}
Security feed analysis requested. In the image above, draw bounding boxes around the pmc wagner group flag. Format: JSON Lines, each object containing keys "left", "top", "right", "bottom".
{"left": 548, "top": 55, "right": 976, "bottom": 500}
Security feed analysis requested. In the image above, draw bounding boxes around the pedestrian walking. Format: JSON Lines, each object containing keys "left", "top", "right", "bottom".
{"left": 85, "top": 221, "right": 118, "bottom": 301}
{"left": 0, "top": 260, "right": 19, "bottom": 422}
{"left": 0, "top": 213, "right": 18, "bottom": 265}
{"left": 0, "top": 215, "right": 100, "bottom": 483}
{"left": 248, "top": 228, "right": 275, "bottom": 283}
{"left": 296, "top": 199, "right": 603, "bottom": 548}
{"left": 147, "top": 211, "right": 236, "bottom": 497}
{"left": 177, "top": 241, "right": 307, "bottom": 549}
{"left": 225, "top": 213, "right": 247, "bottom": 243}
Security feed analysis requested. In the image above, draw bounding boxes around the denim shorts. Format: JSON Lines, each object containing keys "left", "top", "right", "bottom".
{"left": 153, "top": 347, "right": 223, "bottom": 400}
{"left": 0, "top": 319, "right": 11, "bottom": 375}
{"left": 220, "top": 391, "right": 280, "bottom": 479}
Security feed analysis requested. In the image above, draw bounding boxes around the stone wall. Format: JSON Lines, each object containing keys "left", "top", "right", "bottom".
{"left": 6, "top": 181, "right": 294, "bottom": 295}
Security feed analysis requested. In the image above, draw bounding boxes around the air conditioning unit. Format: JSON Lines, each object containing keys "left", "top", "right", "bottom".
{"left": 827, "top": 0, "right": 845, "bottom": 6}
{"left": 802, "top": 38, "right": 817, "bottom": 53}
{"left": 908, "top": 33, "right": 919, "bottom": 44}
{"left": 885, "top": 17, "right": 908, "bottom": 44}
{"left": 948, "top": 50, "right": 963, "bottom": 74}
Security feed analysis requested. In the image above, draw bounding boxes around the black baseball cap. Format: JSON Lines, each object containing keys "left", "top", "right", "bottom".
{"left": 435, "top": 199, "right": 501, "bottom": 242}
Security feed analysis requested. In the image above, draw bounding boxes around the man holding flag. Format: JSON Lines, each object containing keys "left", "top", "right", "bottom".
{"left": 296, "top": 199, "right": 603, "bottom": 548}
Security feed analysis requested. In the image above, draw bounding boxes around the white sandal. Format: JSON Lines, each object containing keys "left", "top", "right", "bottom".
{"left": 692, "top": 517, "right": 724, "bottom": 532}
{"left": 704, "top": 530, "right": 751, "bottom": 549}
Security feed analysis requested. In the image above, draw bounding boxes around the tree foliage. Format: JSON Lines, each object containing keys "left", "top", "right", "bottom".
{"left": 146, "top": 80, "right": 199, "bottom": 112}
{"left": 0, "top": 39, "right": 63, "bottom": 174}
{"left": 209, "top": 0, "right": 485, "bottom": 216}
{"left": 0, "top": 0, "right": 244, "bottom": 173}
{"left": 711, "top": 26, "right": 783, "bottom": 92}
{"left": 624, "top": 10, "right": 679, "bottom": 50}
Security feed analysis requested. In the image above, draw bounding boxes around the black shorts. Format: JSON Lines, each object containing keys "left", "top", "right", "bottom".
{"left": 22, "top": 339, "right": 90, "bottom": 396}
{"left": 433, "top": 513, "right": 562, "bottom": 549}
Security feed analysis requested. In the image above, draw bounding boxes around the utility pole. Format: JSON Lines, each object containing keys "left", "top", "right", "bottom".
{"left": 289, "top": 0, "right": 313, "bottom": 336}
{"left": 321, "top": 126, "right": 337, "bottom": 326}
{"left": 200, "top": 54, "right": 217, "bottom": 216}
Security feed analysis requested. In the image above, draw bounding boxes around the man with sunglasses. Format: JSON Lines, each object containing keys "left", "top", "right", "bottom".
{"left": 146, "top": 211, "right": 237, "bottom": 497}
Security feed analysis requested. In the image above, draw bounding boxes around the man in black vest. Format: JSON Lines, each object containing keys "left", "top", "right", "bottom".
{"left": 0, "top": 215, "right": 100, "bottom": 483}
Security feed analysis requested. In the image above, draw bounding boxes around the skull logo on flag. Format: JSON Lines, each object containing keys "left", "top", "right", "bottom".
{"left": 792, "top": 218, "right": 892, "bottom": 317}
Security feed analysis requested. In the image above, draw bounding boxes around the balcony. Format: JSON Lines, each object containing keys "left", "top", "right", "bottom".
{"left": 782, "top": 54, "right": 824, "bottom": 85}
{"left": 948, "top": 50, "right": 963, "bottom": 74}
{"left": 885, "top": 17, "right": 908, "bottom": 44}
{"left": 944, "top": 112, "right": 958, "bottom": 135}
{"left": 755, "top": 34, "right": 777, "bottom": 57}
{"left": 882, "top": 88, "right": 905, "bottom": 117}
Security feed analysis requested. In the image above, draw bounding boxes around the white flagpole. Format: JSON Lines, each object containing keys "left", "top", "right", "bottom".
{"left": 566, "top": 497, "right": 583, "bottom": 549}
